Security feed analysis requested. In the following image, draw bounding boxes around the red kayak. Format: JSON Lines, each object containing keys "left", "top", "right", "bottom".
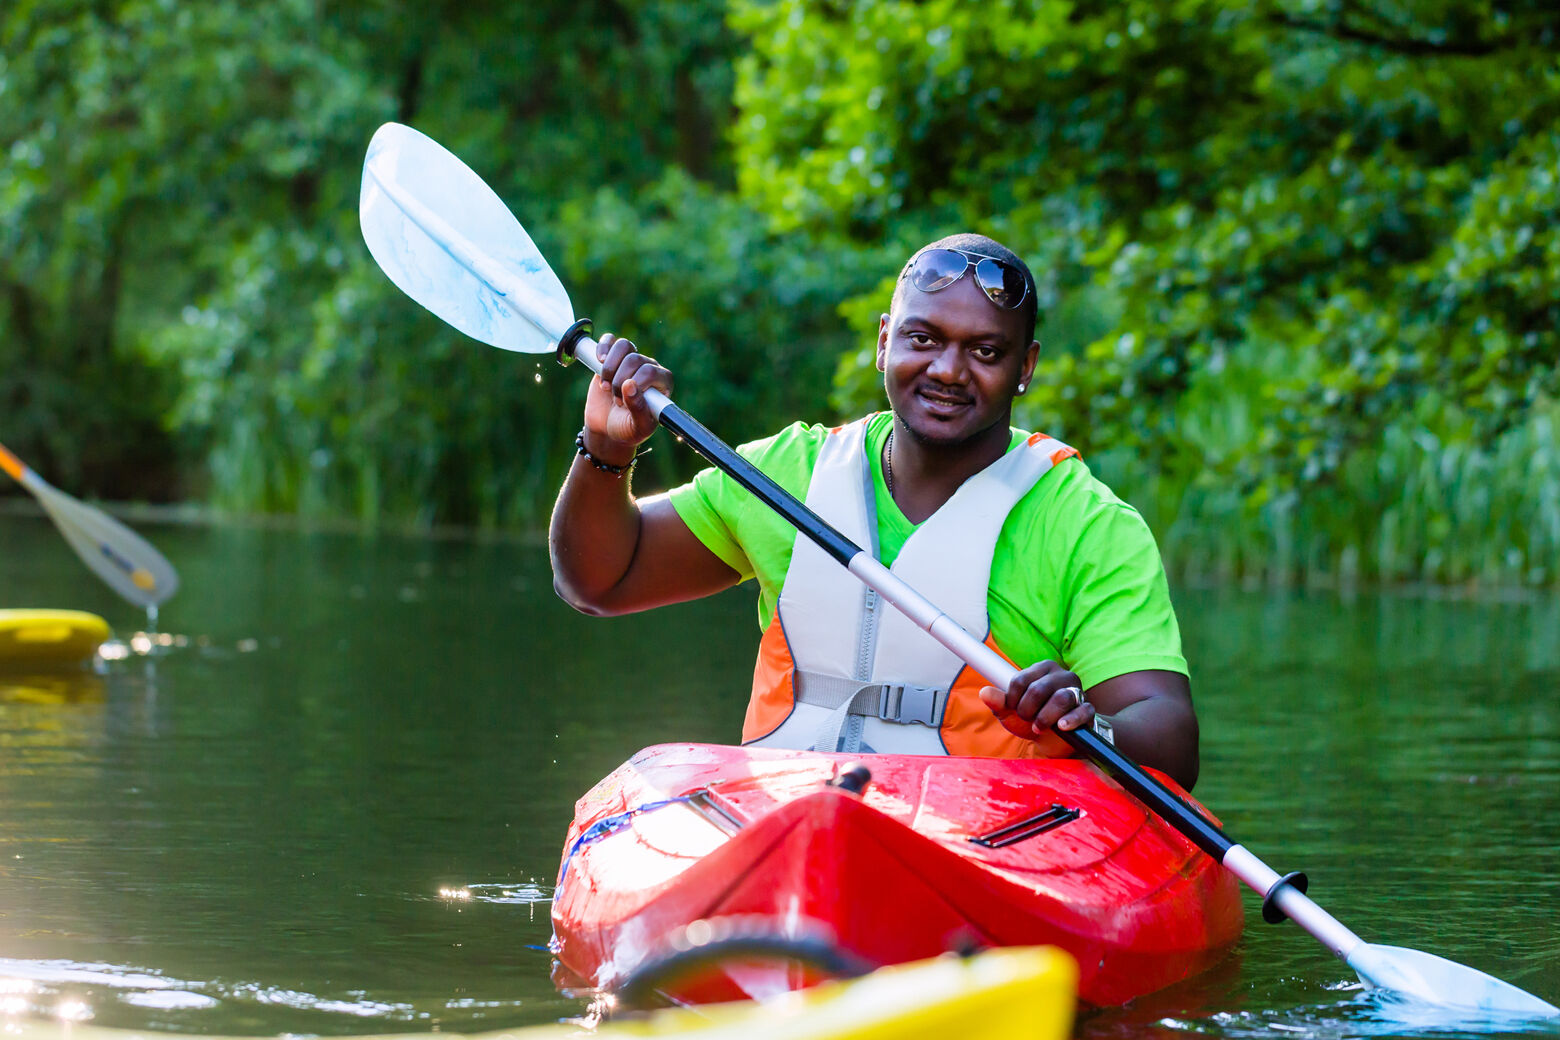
{"left": 550, "top": 743, "right": 1243, "bottom": 1007}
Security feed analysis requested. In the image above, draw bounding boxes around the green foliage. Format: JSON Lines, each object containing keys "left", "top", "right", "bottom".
{"left": 6, "top": 0, "right": 1556, "bottom": 586}
{"left": 737, "top": 0, "right": 1560, "bottom": 584}
{"left": 557, "top": 173, "right": 894, "bottom": 468}
{"left": 139, "top": 171, "right": 876, "bottom": 527}
{"left": 731, "top": 0, "right": 1267, "bottom": 239}
{"left": 4, "top": 0, "right": 761, "bottom": 523}
{"left": 1, "top": 0, "right": 386, "bottom": 497}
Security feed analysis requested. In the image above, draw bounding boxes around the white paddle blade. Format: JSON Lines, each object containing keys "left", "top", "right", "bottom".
{"left": 1349, "top": 943, "right": 1559, "bottom": 1018}
{"left": 359, "top": 122, "right": 574, "bottom": 353}
{"left": 25, "top": 471, "right": 180, "bottom": 609}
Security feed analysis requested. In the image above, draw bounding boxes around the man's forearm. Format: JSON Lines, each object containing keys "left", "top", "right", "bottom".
{"left": 549, "top": 444, "right": 644, "bottom": 614}
{"left": 1100, "top": 695, "right": 1199, "bottom": 791}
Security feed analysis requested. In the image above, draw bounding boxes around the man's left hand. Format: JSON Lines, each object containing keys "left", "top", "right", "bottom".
{"left": 979, "top": 660, "right": 1092, "bottom": 756}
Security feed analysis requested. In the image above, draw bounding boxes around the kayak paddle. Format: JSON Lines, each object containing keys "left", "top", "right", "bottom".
{"left": 357, "top": 120, "right": 1559, "bottom": 1020}
{"left": 0, "top": 441, "right": 179, "bottom": 609}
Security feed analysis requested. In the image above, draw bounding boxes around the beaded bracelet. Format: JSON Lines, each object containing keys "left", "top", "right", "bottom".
{"left": 575, "top": 429, "right": 646, "bottom": 476}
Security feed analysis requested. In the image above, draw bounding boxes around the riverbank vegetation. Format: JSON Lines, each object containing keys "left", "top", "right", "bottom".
{"left": 3, "top": 0, "right": 1556, "bottom": 586}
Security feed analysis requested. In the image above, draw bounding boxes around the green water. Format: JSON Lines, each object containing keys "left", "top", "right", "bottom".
{"left": 1, "top": 512, "right": 1557, "bottom": 1037}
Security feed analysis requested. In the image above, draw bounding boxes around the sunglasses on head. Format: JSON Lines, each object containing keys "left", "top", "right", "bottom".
{"left": 900, "top": 247, "right": 1029, "bottom": 310}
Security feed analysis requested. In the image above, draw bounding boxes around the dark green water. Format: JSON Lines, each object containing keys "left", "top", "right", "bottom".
{"left": 1, "top": 512, "right": 1557, "bottom": 1037}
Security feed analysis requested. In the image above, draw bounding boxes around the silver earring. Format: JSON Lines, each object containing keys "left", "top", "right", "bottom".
{"left": 1017, "top": 382, "right": 1027, "bottom": 393}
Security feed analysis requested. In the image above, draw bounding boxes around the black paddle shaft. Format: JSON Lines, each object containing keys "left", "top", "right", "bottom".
{"left": 1060, "top": 727, "right": 1234, "bottom": 860}
{"left": 656, "top": 402, "right": 860, "bottom": 566}
{"left": 557, "top": 317, "right": 857, "bottom": 568}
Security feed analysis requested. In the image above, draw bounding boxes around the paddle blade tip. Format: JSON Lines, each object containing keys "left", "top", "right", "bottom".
{"left": 1350, "top": 943, "right": 1559, "bottom": 1021}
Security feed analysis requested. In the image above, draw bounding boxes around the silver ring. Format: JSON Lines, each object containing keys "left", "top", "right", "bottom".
{"left": 1062, "top": 686, "right": 1084, "bottom": 710}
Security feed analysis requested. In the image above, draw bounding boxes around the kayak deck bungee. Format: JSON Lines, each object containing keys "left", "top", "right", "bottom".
{"left": 551, "top": 743, "right": 1243, "bottom": 1007}
{"left": 0, "top": 609, "right": 110, "bottom": 666}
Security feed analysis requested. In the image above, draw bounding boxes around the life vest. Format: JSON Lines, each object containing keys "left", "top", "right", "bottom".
{"left": 742, "top": 417, "right": 1079, "bottom": 756}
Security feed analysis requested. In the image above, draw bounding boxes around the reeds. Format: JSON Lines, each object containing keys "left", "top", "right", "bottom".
{"left": 1097, "top": 398, "right": 1560, "bottom": 589}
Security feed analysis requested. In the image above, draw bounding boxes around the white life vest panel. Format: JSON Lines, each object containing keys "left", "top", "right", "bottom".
{"left": 743, "top": 417, "right": 1078, "bottom": 754}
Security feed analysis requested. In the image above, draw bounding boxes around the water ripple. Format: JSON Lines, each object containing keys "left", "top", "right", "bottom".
{"left": 0, "top": 958, "right": 430, "bottom": 1025}
{"left": 462, "top": 881, "right": 554, "bottom": 904}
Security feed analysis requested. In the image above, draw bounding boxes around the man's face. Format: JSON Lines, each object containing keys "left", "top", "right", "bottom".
{"left": 876, "top": 276, "right": 1038, "bottom": 447}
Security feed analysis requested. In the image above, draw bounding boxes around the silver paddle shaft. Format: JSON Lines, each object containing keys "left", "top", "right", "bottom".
{"left": 1223, "top": 846, "right": 1363, "bottom": 957}
{"left": 570, "top": 343, "right": 675, "bottom": 419}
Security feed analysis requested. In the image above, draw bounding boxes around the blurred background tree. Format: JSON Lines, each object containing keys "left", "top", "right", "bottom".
{"left": 3, "top": 0, "right": 1557, "bottom": 584}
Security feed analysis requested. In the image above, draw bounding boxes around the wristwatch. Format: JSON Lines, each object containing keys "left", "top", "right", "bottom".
{"left": 1091, "top": 714, "right": 1115, "bottom": 746}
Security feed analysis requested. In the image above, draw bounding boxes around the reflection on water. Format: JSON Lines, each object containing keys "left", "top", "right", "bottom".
{"left": 459, "top": 883, "right": 554, "bottom": 905}
{"left": 0, "top": 955, "right": 536, "bottom": 1029}
{"left": 0, "top": 673, "right": 106, "bottom": 707}
{"left": 1140, "top": 994, "right": 1560, "bottom": 1040}
{"left": 0, "top": 513, "right": 1557, "bottom": 1036}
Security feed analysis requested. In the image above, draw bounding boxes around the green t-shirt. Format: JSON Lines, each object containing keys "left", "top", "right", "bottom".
{"left": 666, "top": 413, "right": 1187, "bottom": 689}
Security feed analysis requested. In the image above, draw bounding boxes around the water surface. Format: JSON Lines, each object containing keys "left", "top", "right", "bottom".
{"left": 1, "top": 513, "right": 1556, "bottom": 1037}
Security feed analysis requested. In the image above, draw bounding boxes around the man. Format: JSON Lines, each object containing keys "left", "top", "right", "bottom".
{"left": 550, "top": 234, "right": 1199, "bottom": 789}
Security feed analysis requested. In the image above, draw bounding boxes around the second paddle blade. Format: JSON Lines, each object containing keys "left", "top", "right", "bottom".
{"left": 27, "top": 472, "right": 180, "bottom": 608}
{"left": 359, "top": 122, "right": 573, "bottom": 354}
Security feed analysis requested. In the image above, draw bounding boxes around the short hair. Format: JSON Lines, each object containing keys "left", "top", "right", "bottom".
{"left": 893, "top": 233, "right": 1039, "bottom": 345}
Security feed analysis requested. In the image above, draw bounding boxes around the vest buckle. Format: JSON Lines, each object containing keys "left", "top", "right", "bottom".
{"left": 879, "top": 683, "right": 944, "bottom": 727}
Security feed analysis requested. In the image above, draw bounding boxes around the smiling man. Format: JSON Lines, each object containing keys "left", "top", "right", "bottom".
{"left": 549, "top": 234, "right": 1199, "bottom": 788}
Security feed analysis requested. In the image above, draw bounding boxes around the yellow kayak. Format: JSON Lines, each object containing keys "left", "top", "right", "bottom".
{"left": 0, "top": 609, "right": 110, "bottom": 665}
{"left": 555, "top": 945, "right": 1075, "bottom": 1040}
{"left": 3, "top": 946, "right": 1075, "bottom": 1040}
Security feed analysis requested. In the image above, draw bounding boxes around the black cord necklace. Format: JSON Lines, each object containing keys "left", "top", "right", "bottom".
{"left": 884, "top": 427, "right": 895, "bottom": 495}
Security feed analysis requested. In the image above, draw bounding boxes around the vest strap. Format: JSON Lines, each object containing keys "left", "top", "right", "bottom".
{"left": 794, "top": 670, "right": 949, "bottom": 751}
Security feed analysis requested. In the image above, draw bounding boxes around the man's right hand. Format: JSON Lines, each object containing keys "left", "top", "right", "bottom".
{"left": 583, "top": 333, "right": 674, "bottom": 464}
{"left": 552, "top": 331, "right": 739, "bottom": 618}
